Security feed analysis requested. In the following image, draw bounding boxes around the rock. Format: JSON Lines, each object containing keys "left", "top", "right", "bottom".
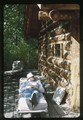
{"left": 4, "top": 112, "right": 14, "bottom": 118}
{"left": 4, "top": 69, "right": 22, "bottom": 76}
{"left": 4, "top": 61, "right": 23, "bottom": 76}
{"left": 22, "top": 113, "right": 31, "bottom": 118}
{"left": 12, "top": 61, "right": 23, "bottom": 71}
{"left": 52, "top": 86, "right": 66, "bottom": 105}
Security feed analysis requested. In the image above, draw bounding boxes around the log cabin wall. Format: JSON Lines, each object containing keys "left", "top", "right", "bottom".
{"left": 24, "top": 4, "right": 80, "bottom": 112}
{"left": 38, "top": 20, "right": 71, "bottom": 88}
{"left": 24, "top": 4, "right": 41, "bottom": 38}
{"left": 38, "top": 10, "right": 80, "bottom": 112}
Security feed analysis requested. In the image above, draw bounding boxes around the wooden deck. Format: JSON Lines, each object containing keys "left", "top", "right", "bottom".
{"left": 3, "top": 70, "right": 80, "bottom": 118}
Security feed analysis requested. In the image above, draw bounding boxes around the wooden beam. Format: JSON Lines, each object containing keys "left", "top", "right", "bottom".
{"left": 40, "top": 4, "right": 80, "bottom": 10}
{"left": 38, "top": 10, "right": 79, "bottom": 21}
{"left": 24, "top": 4, "right": 41, "bottom": 38}
{"left": 38, "top": 11, "right": 50, "bottom": 20}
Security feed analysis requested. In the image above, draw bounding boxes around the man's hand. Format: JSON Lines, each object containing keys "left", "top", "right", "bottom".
{"left": 30, "top": 85, "right": 37, "bottom": 88}
{"left": 26, "top": 85, "right": 38, "bottom": 89}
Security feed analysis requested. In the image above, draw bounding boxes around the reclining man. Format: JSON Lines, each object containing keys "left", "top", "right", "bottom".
{"left": 20, "top": 72, "right": 45, "bottom": 109}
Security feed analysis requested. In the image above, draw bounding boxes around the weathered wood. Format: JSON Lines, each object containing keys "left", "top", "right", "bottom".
{"left": 37, "top": 4, "right": 80, "bottom": 10}
{"left": 38, "top": 8, "right": 80, "bottom": 112}
{"left": 38, "top": 10, "right": 79, "bottom": 21}
{"left": 24, "top": 4, "right": 41, "bottom": 38}
{"left": 38, "top": 11, "right": 49, "bottom": 20}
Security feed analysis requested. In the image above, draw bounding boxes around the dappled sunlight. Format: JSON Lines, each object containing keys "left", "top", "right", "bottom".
{"left": 3, "top": 4, "right": 80, "bottom": 118}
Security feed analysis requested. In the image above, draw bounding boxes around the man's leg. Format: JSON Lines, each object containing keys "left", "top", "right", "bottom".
{"left": 26, "top": 98, "right": 32, "bottom": 110}
{"left": 31, "top": 91, "right": 40, "bottom": 106}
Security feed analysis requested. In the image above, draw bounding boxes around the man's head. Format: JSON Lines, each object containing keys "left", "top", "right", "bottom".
{"left": 27, "top": 72, "right": 34, "bottom": 81}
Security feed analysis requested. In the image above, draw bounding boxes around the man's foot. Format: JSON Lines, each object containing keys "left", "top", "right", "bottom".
{"left": 32, "top": 93, "right": 38, "bottom": 106}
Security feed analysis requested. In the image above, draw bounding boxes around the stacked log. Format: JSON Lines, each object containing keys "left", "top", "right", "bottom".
{"left": 38, "top": 20, "right": 71, "bottom": 85}
{"left": 38, "top": 14, "right": 80, "bottom": 112}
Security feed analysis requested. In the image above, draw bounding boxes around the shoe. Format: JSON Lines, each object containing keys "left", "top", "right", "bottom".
{"left": 32, "top": 93, "right": 38, "bottom": 106}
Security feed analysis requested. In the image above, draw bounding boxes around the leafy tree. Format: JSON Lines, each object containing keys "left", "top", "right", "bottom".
{"left": 4, "top": 4, "right": 38, "bottom": 70}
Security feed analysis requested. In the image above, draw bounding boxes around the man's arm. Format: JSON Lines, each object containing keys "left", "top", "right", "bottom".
{"left": 37, "top": 80, "right": 45, "bottom": 93}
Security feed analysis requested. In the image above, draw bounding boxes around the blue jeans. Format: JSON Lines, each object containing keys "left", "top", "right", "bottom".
{"left": 21, "top": 88, "right": 41, "bottom": 103}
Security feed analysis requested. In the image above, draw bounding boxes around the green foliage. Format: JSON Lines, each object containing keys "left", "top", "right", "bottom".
{"left": 4, "top": 4, "right": 38, "bottom": 70}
